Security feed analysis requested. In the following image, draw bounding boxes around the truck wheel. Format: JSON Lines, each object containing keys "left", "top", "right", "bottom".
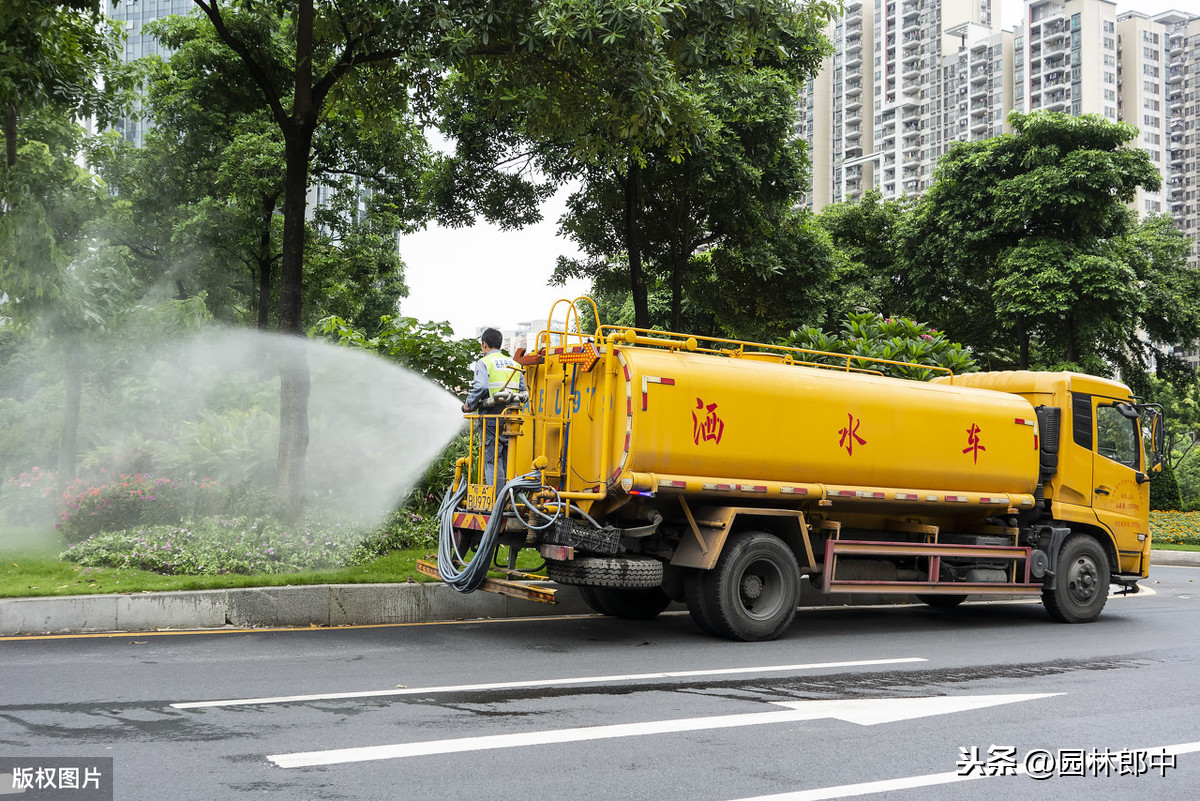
{"left": 683, "top": 570, "right": 719, "bottom": 635}
{"left": 547, "top": 556, "right": 664, "bottom": 588}
{"left": 917, "top": 594, "right": 968, "bottom": 609}
{"left": 588, "top": 587, "right": 672, "bottom": 620}
{"left": 693, "top": 531, "right": 801, "bottom": 641}
{"left": 578, "top": 585, "right": 614, "bottom": 615}
{"left": 1042, "top": 535, "right": 1109, "bottom": 623}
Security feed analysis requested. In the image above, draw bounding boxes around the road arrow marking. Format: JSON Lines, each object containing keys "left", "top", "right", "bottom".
{"left": 267, "top": 693, "right": 1058, "bottom": 769}
{"left": 727, "top": 740, "right": 1200, "bottom": 801}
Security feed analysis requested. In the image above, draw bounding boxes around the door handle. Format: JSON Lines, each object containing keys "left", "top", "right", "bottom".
{"left": 1094, "top": 487, "right": 1110, "bottom": 496}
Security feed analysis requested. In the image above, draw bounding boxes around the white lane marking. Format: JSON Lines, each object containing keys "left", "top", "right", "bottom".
{"left": 728, "top": 740, "right": 1200, "bottom": 801}
{"left": 173, "top": 657, "right": 927, "bottom": 709}
{"left": 267, "top": 693, "right": 1057, "bottom": 768}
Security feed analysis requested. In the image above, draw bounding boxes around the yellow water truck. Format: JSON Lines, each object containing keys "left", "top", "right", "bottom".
{"left": 427, "top": 299, "right": 1166, "bottom": 641}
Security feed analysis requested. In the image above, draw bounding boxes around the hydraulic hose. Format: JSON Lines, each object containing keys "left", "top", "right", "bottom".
{"left": 437, "top": 470, "right": 548, "bottom": 593}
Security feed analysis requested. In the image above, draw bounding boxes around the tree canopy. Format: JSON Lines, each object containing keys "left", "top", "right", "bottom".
{"left": 897, "top": 111, "right": 1163, "bottom": 371}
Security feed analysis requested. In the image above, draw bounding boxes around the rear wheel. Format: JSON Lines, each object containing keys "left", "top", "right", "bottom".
{"left": 588, "top": 587, "right": 672, "bottom": 620}
{"left": 1042, "top": 535, "right": 1109, "bottom": 623}
{"left": 687, "top": 531, "right": 801, "bottom": 641}
{"left": 577, "top": 585, "right": 614, "bottom": 615}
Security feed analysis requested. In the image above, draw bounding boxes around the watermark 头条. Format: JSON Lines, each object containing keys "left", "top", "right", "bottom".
{"left": 956, "top": 745, "right": 1177, "bottom": 780}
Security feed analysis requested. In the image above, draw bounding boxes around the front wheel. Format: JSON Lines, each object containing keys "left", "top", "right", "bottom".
{"left": 688, "top": 531, "right": 801, "bottom": 641}
{"left": 1042, "top": 534, "right": 1109, "bottom": 623}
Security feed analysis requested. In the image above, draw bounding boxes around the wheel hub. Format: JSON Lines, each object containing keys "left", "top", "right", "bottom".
{"left": 741, "top": 573, "right": 764, "bottom": 601}
{"left": 1068, "top": 557, "right": 1098, "bottom": 601}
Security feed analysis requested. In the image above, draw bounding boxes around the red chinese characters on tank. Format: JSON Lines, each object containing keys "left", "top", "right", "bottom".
{"left": 964, "top": 423, "right": 986, "bottom": 464}
{"left": 839, "top": 413, "right": 866, "bottom": 456}
{"left": 693, "top": 398, "right": 725, "bottom": 445}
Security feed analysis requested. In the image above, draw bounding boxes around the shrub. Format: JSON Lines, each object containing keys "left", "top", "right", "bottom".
{"left": 352, "top": 507, "right": 440, "bottom": 562}
{"left": 783, "top": 312, "right": 978, "bottom": 379}
{"left": 1150, "top": 462, "right": 1184, "bottom": 511}
{"left": 54, "top": 474, "right": 271, "bottom": 543}
{"left": 1, "top": 466, "right": 58, "bottom": 526}
{"left": 60, "top": 516, "right": 371, "bottom": 575}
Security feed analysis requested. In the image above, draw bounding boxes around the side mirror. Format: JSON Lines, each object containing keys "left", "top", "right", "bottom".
{"left": 1115, "top": 402, "right": 1139, "bottom": 420}
{"left": 1138, "top": 403, "right": 1166, "bottom": 478}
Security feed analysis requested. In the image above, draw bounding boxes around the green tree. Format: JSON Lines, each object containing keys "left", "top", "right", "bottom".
{"left": 897, "top": 111, "right": 1161, "bottom": 371}
{"left": 452, "top": 0, "right": 837, "bottom": 329}
{"left": 815, "top": 189, "right": 912, "bottom": 323}
{"left": 0, "top": 0, "right": 125, "bottom": 170}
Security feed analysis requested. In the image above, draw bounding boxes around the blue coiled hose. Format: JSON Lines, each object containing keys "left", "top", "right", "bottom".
{"left": 437, "top": 470, "right": 548, "bottom": 593}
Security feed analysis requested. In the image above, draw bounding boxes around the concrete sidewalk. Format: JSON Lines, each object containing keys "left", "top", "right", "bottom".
{"left": 1, "top": 551, "right": 1196, "bottom": 636}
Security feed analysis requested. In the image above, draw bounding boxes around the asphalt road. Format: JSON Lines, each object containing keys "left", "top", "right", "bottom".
{"left": 1, "top": 566, "right": 1197, "bottom": 801}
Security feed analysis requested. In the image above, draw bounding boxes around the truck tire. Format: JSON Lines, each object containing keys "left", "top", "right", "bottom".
{"left": 547, "top": 557, "right": 664, "bottom": 588}
{"left": 1041, "top": 534, "right": 1109, "bottom": 623}
{"left": 583, "top": 587, "right": 672, "bottom": 620}
{"left": 917, "top": 594, "right": 968, "bottom": 609}
{"left": 683, "top": 570, "right": 719, "bottom": 635}
{"left": 577, "top": 585, "right": 614, "bottom": 615}
{"left": 689, "top": 531, "right": 801, "bottom": 642}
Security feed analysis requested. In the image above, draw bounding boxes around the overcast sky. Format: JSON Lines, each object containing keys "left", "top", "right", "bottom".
{"left": 399, "top": 0, "right": 1196, "bottom": 338}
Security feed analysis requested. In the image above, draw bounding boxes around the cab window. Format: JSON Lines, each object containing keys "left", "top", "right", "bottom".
{"left": 1096, "top": 404, "right": 1139, "bottom": 469}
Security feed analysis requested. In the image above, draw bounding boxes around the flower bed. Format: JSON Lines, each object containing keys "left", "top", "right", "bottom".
{"left": 1149, "top": 510, "right": 1200, "bottom": 547}
{"left": 59, "top": 517, "right": 370, "bottom": 575}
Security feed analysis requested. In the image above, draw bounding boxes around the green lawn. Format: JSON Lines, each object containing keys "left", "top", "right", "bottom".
{"left": 0, "top": 521, "right": 543, "bottom": 598}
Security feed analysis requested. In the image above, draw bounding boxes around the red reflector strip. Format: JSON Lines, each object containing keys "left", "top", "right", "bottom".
{"left": 624, "top": 433, "right": 631, "bottom": 451}
{"left": 946, "top": 495, "right": 969, "bottom": 503}
{"left": 836, "top": 490, "right": 857, "bottom": 497}
{"left": 702, "top": 483, "right": 733, "bottom": 491}
{"left": 659, "top": 378, "right": 676, "bottom": 386}
{"left": 641, "top": 392, "right": 649, "bottom": 411}
{"left": 858, "top": 491, "right": 885, "bottom": 499}
{"left": 659, "top": 480, "right": 687, "bottom": 489}
{"left": 1014, "top": 417, "right": 1036, "bottom": 426}
{"left": 741, "top": 485, "right": 768, "bottom": 493}
{"left": 981, "top": 497, "right": 1010, "bottom": 505}
{"left": 895, "top": 492, "right": 920, "bottom": 501}
{"left": 781, "top": 487, "right": 808, "bottom": 495}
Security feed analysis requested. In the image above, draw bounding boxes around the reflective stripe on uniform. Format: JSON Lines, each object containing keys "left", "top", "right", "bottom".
{"left": 483, "top": 351, "right": 522, "bottom": 398}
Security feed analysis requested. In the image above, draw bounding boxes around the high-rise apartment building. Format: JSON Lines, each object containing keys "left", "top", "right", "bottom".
{"left": 802, "top": 0, "right": 1200, "bottom": 273}
{"left": 802, "top": 0, "right": 1000, "bottom": 207}
{"left": 106, "top": 0, "right": 194, "bottom": 146}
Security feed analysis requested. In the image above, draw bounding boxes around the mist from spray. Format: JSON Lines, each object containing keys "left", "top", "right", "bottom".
{"left": 0, "top": 323, "right": 466, "bottom": 549}
{"left": 133, "top": 327, "right": 465, "bottom": 522}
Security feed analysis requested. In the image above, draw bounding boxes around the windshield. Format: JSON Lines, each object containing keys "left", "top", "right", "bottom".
{"left": 1096, "top": 404, "right": 1140, "bottom": 469}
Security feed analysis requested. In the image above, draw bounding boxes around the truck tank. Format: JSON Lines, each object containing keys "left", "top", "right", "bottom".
{"left": 606, "top": 346, "right": 1040, "bottom": 496}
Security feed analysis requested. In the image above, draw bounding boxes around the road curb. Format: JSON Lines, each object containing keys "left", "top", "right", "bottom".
{"left": 0, "top": 551, "right": 1194, "bottom": 636}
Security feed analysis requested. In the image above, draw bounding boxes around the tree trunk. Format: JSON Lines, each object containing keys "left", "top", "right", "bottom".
{"left": 623, "top": 158, "right": 649, "bottom": 329}
{"left": 4, "top": 102, "right": 16, "bottom": 169}
{"left": 275, "top": 0, "right": 318, "bottom": 518}
{"left": 670, "top": 248, "right": 684, "bottom": 332}
{"left": 1065, "top": 315, "right": 1078, "bottom": 364}
{"left": 58, "top": 344, "right": 83, "bottom": 486}
{"left": 1016, "top": 316, "right": 1030, "bottom": 370}
{"left": 257, "top": 196, "right": 273, "bottom": 330}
